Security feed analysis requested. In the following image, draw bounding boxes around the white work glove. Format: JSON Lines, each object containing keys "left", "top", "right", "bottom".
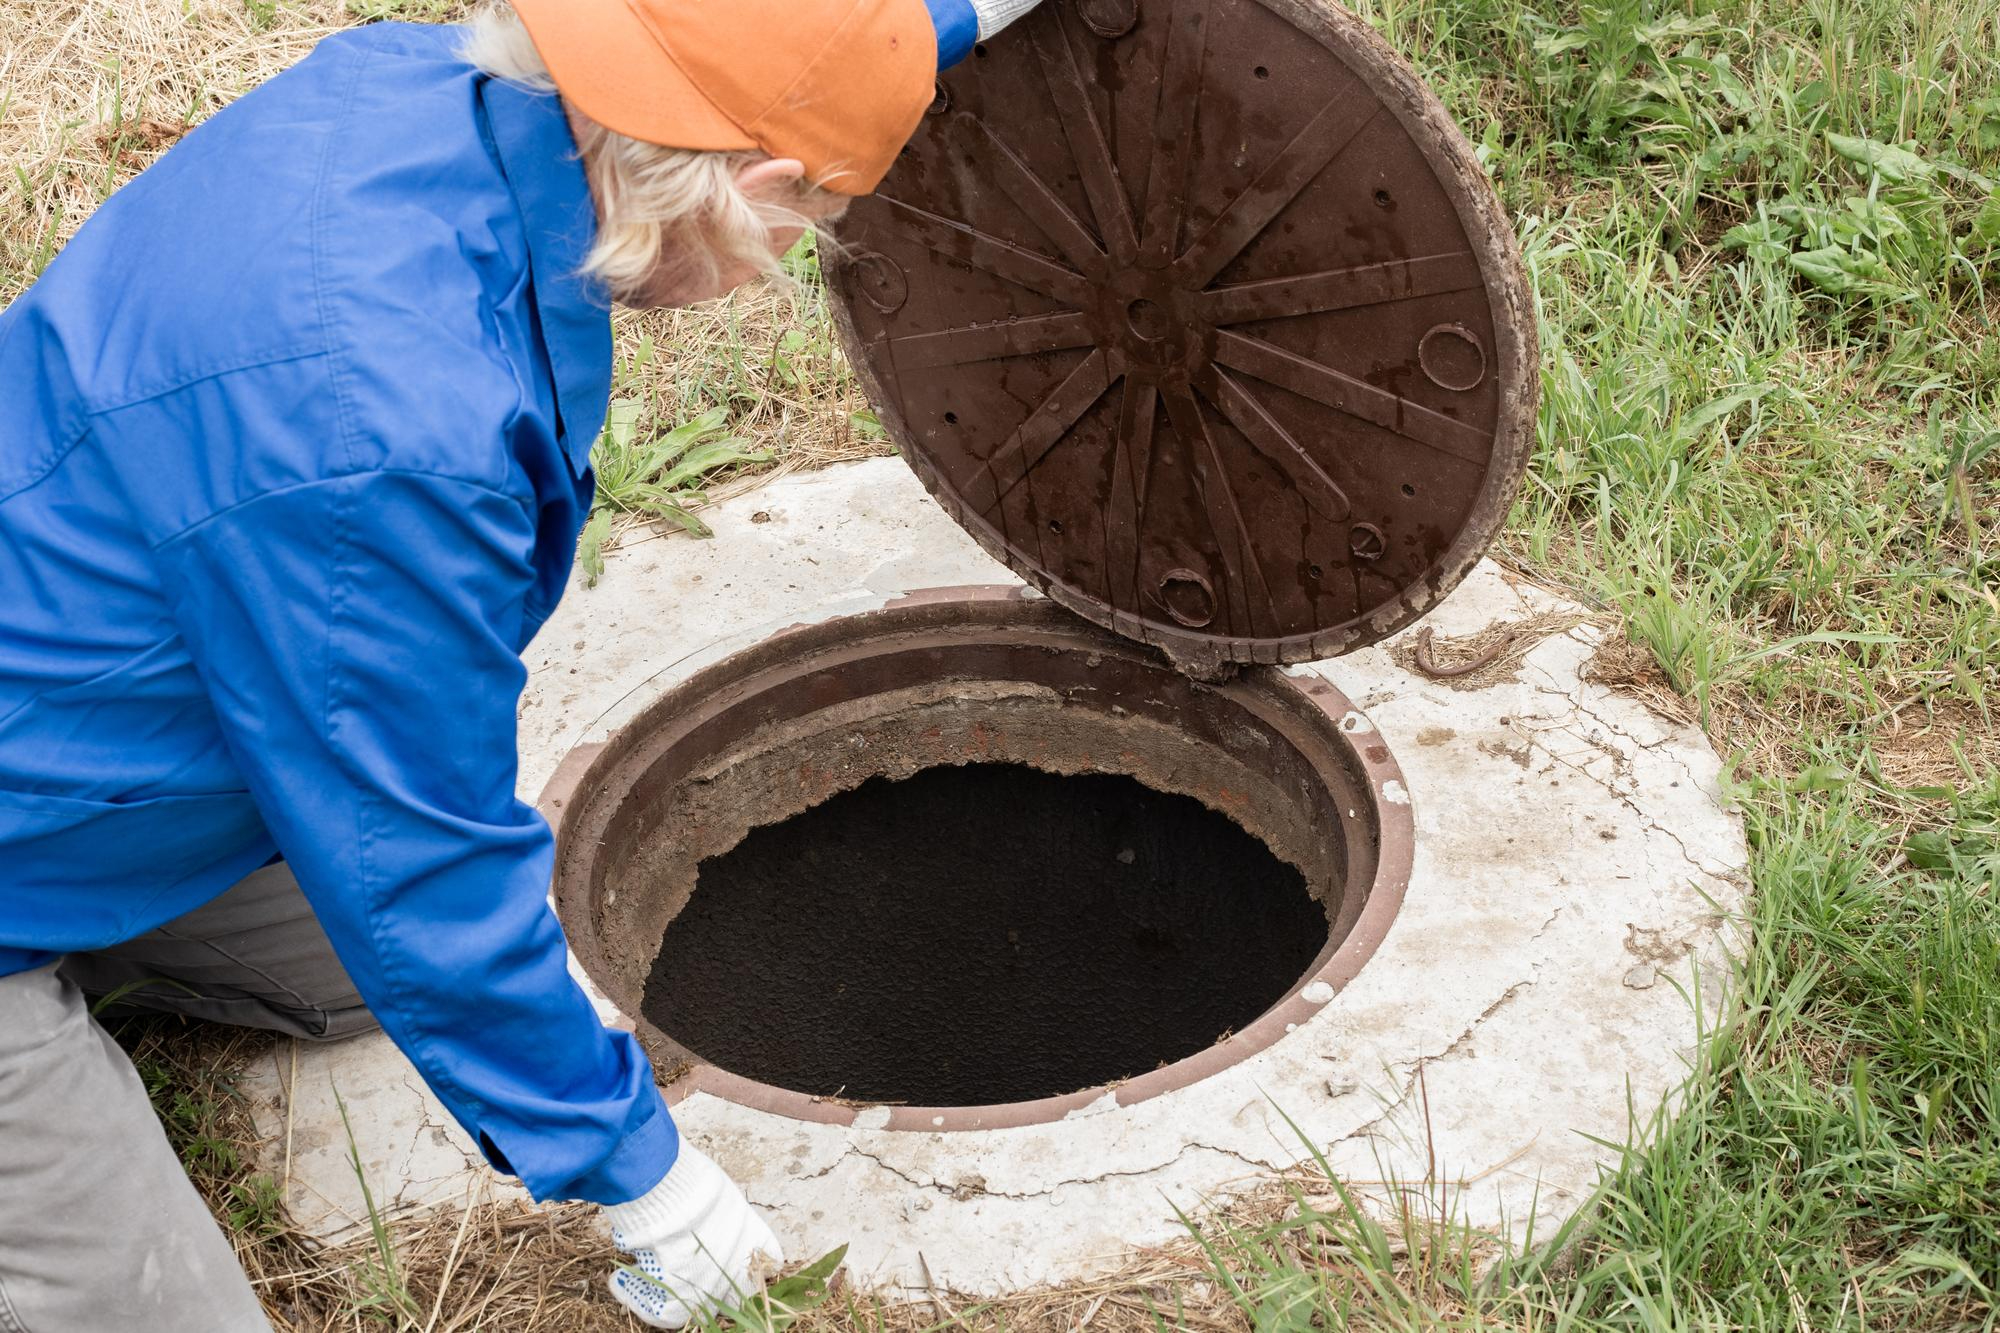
{"left": 605, "top": 1145, "right": 783, "bottom": 1329}
{"left": 969, "top": 0, "right": 1044, "bottom": 39}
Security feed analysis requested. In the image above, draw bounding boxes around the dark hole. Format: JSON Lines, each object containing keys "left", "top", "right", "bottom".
{"left": 1309, "top": 563, "right": 1324, "bottom": 579}
{"left": 643, "top": 764, "right": 1327, "bottom": 1106}
{"left": 1374, "top": 189, "right": 1393, "bottom": 208}
{"left": 943, "top": 411, "right": 959, "bottom": 425}
{"left": 973, "top": 42, "right": 989, "bottom": 57}
{"left": 1401, "top": 483, "right": 1417, "bottom": 497}
{"left": 1048, "top": 518, "right": 1064, "bottom": 534}
{"left": 1254, "top": 65, "right": 1270, "bottom": 79}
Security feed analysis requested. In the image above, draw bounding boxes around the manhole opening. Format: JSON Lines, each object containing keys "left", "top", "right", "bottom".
{"left": 548, "top": 592, "right": 1406, "bottom": 1126}
{"left": 642, "top": 762, "right": 1328, "bottom": 1107}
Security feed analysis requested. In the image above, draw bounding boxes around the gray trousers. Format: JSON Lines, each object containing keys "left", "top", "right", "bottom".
{"left": 0, "top": 863, "right": 376, "bottom": 1332}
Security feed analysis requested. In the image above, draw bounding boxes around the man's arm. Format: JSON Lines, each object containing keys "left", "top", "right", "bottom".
{"left": 154, "top": 466, "right": 675, "bottom": 1205}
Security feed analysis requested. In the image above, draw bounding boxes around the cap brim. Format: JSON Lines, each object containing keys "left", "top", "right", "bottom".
{"left": 512, "top": 0, "right": 759, "bottom": 155}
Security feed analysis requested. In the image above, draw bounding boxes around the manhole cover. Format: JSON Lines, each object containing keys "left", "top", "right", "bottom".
{"left": 645, "top": 763, "right": 1327, "bottom": 1106}
{"left": 828, "top": 0, "right": 1536, "bottom": 673}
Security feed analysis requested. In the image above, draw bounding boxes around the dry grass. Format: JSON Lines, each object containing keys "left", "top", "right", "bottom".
{"left": 1581, "top": 630, "right": 1703, "bottom": 731}
{"left": 0, "top": 1, "right": 351, "bottom": 300}
{"left": 1385, "top": 609, "right": 1594, "bottom": 692}
{"left": 1870, "top": 698, "right": 2000, "bottom": 792}
{"left": 259, "top": 1201, "right": 631, "bottom": 1332}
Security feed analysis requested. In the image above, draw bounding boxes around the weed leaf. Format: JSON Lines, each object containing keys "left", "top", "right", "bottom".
{"left": 1827, "top": 132, "right": 1935, "bottom": 183}
{"left": 578, "top": 509, "right": 613, "bottom": 588}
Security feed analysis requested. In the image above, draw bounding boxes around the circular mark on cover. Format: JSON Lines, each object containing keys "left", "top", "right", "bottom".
{"left": 1159, "top": 569, "right": 1216, "bottom": 627}
{"left": 1419, "top": 324, "right": 1487, "bottom": 392}
{"left": 853, "top": 252, "right": 909, "bottom": 314}
{"left": 1126, "top": 298, "right": 1172, "bottom": 343}
{"left": 1078, "top": 0, "right": 1139, "bottom": 38}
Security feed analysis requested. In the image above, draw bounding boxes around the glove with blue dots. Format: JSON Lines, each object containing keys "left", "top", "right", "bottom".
{"left": 604, "top": 1145, "right": 783, "bottom": 1330}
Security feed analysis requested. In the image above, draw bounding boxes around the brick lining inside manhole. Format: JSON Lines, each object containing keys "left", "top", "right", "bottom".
{"left": 644, "top": 763, "right": 1328, "bottom": 1106}
{"left": 545, "top": 589, "right": 1407, "bottom": 1127}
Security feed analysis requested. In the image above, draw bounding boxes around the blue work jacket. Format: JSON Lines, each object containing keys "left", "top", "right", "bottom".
{"left": 0, "top": 24, "right": 674, "bottom": 1205}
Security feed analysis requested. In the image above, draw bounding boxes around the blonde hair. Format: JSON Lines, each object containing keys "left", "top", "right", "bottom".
{"left": 461, "top": 4, "right": 840, "bottom": 303}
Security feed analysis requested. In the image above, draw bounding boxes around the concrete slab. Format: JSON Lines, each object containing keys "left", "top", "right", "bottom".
{"left": 243, "top": 458, "right": 1747, "bottom": 1293}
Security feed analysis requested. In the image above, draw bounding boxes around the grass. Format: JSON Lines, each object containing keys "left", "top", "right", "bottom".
{"left": 4, "top": 0, "right": 1996, "bottom": 1328}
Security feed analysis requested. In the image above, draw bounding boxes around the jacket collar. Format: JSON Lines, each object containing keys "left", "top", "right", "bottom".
{"left": 478, "top": 76, "right": 612, "bottom": 478}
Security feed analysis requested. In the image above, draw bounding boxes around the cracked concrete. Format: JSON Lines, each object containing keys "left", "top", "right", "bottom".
{"left": 242, "top": 458, "right": 1748, "bottom": 1295}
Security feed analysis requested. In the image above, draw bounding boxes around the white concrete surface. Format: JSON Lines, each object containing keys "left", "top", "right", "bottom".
{"left": 243, "top": 458, "right": 1747, "bottom": 1293}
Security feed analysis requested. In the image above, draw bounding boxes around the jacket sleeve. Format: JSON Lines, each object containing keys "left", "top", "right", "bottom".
{"left": 153, "top": 467, "right": 677, "bottom": 1205}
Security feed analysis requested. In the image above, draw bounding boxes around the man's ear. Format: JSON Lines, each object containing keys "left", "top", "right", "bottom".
{"left": 735, "top": 157, "right": 808, "bottom": 197}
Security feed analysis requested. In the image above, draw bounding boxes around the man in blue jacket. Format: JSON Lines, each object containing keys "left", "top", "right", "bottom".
{"left": 0, "top": 0, "right": 1037, "bottom": 1327}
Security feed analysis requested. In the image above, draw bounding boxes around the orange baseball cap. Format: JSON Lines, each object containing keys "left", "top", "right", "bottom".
{"left": 511, "top": 0, "right": 937, "bottom": 196}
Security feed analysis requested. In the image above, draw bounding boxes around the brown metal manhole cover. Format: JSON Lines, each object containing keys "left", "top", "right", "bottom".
{"left": 545, "top": 590, "right": 1410, "bottom": 1130}
{"left": 828, "top": 0, "right": 1536, "bottom": 676}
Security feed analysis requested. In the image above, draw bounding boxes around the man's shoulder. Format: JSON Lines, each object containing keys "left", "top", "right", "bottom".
{"left": 28, "top": 21, "right": 500, "bottom": 413}
{"left": 4, "top": 22, "right": 542, "bottom": 532}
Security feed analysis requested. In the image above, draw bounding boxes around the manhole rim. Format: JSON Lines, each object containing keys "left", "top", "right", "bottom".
{"left": 540, "top": 585, "right": 1414, "bottom": 1132}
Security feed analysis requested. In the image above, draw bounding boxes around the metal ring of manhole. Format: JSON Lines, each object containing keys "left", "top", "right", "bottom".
{"left": 827, "top": 0, "right": 1537, "bottom": 674}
